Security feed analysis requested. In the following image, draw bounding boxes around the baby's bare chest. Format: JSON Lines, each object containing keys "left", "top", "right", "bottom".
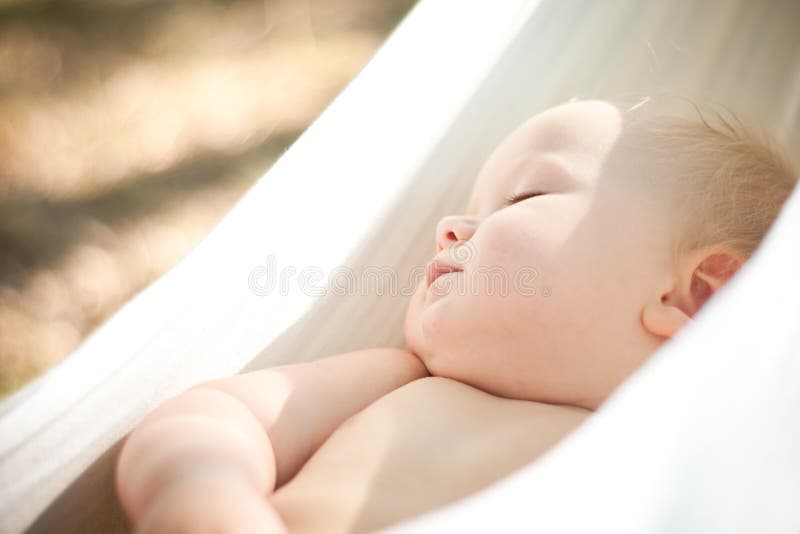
{"left": 270, "top": 377, "right": 589, "bottom": 534}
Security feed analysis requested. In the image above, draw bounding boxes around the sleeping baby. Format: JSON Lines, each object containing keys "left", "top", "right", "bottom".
{"left": 115, "top": 99, "right": 798, "bottom": 533}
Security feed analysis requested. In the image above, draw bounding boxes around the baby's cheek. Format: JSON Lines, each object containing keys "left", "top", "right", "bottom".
{"left": 473, "top": 240, "right": 549, "bottom": 298}
{"left": 475, "top": 212, "right": 544, "bottom": 259}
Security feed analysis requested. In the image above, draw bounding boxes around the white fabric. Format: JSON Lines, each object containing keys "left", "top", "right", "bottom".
{"left": 385, "top": 183, "right": 800, "bottom": 533}
{"left": 1, "top": 0, "right": 797, "bottom": 531}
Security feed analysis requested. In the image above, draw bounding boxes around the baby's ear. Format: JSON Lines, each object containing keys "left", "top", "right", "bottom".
{"left": 642, "top": 245, "right": 745, "bottom": 338}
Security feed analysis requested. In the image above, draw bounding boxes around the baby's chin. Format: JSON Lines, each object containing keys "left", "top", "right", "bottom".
{"left": 403, "top": 281, "right": 429, "bottom": 357}
{"left": 403, "top": 280, "right": 450, "bottom": 363}
{"left": 404, "top": 295, "right": 542, "bottom": 400}
{"left": 403, "top": 279, "right": 469, "bottom": 370}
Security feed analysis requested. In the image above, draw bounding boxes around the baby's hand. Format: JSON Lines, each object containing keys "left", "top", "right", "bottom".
{"left": 134, "top": 473, "right": 287, "bottom": 534}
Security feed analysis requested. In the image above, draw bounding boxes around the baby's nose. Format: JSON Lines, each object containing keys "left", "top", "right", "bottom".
{"left": 435, "top": 215, "right": 480, "bottom": 252}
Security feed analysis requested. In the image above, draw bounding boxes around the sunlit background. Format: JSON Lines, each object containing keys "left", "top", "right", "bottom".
{"left": 0, "top": 0, "right": 416, "bottom": 398}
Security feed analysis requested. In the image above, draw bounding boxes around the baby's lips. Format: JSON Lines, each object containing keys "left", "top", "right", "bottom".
{"left": 425, "top": 257, "right": 463, "bottom": 287}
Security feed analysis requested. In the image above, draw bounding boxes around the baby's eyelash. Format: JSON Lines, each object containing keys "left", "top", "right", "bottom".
{"left": 504, "top": 190, "right": 545, "bottom": 206}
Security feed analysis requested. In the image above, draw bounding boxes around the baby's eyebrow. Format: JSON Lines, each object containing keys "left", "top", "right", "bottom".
{"left": 515, "top": 153, "right": 577, "bottom": 187}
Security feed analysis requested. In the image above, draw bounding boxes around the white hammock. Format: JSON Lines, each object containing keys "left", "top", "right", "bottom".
{"left": 1, "top": 1, "right": 798, "bottom": 532}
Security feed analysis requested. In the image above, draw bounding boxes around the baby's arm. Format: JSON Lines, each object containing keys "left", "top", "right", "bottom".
{"left": 116, "top": 348, "right": 428, "bottom": 532}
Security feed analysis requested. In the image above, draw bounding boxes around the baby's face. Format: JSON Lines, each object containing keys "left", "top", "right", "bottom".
{"left": 404, "top": 100, "right": 678, "bottom": 409}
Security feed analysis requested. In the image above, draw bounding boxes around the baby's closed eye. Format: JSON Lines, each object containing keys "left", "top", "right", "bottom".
{"left": 503, "top": 190, "right": 547, "bottom": 206}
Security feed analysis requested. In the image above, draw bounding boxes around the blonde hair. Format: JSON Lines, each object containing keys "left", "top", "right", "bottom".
{"left": 617, "top": 96, "right": 798, "bottom": 264}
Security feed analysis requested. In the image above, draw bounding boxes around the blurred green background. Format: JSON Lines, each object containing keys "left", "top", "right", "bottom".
{"left": 0, "top": 0, "right": 416, "bottom": 398}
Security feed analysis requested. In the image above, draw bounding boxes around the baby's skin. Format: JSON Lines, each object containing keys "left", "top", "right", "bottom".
{"left": 116, "top": 100, "right": 744, "bottom": 533}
